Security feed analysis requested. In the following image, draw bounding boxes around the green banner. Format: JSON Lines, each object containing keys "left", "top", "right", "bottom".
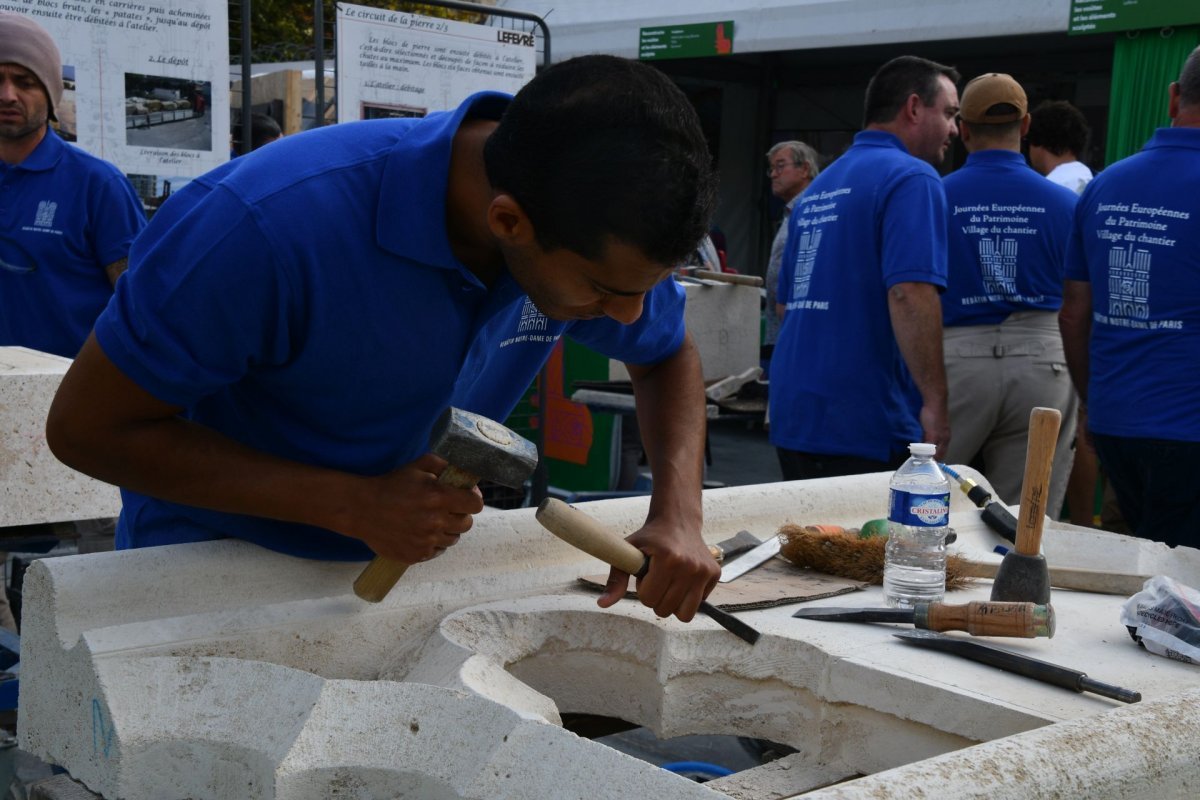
{"left": 639, "top": 21, "right": 734, "bottom": 60}
{"left": 1069, "top": 0, "right": 1200, "bottom": 36}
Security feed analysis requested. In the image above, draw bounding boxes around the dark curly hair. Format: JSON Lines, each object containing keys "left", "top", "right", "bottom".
{"left": 483, "top": 55, "right": 718, "bottom": 266}
{"left": 1027, "top": 100, "right": 1090, "bottom": 158}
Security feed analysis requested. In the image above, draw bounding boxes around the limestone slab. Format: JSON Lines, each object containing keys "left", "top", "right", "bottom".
{"left": 17, "top": 471, "right": 1200, "bottom": 798}
{"left": 609, "top": 281, "right": 761, "bottom": 382}
{"left": 0, "top": 347, "right": 121, "bottom": 527}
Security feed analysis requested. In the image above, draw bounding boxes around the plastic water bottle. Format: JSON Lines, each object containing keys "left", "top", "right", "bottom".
{"left": 883, "top": 443, "right": 950, "bottom": 608}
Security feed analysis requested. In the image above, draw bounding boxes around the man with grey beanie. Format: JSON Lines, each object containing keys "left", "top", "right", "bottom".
{"left": 0, "top": 10, "right": 145, "bottom": 360}
{"left": 0, "top": 12, "right": 145, "bottom": 632}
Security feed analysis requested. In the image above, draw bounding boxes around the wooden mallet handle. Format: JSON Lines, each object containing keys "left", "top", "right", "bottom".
{"left": 921, "top": 601, "right": 1054, "bottom": 638}
{"left": 1014, "top": 407, "right": 1062, "bottom": 556}
{"left": 352, "top": 464, "right": 479, "bottom": 603}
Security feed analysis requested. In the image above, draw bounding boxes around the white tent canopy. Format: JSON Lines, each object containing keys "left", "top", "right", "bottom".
{"left": 499, "top": 0, "right": 1074, "bottom": 61}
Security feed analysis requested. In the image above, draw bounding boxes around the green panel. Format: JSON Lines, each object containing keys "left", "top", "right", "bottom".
{"left": 639, "top": 21, "right": 734, "bottom": 60}
{"left": 1105, "top": 25, "right": 1200, "bottom": 165}
{"left": 1069, "top": 0, "right": 1200, "bottom": 36}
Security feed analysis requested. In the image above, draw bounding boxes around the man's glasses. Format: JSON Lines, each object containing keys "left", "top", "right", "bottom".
{"left": 766, "top": 161, "right": 801, "bottom": 176}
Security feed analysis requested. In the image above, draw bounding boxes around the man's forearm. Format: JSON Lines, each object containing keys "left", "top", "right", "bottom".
{"left": 1059, "top": 280, "right": 1093, "bottom": 403}
{"left": 888, "top": 281, "right": 948, "bottom": 408}
{"left": 888, "top": 281, "right": 950, "bottom": 452}
{"left": 626, "top": 333, "right": 706, "bottom": 528}
{"left": 45, "top": 335, "right": 480, "bottom": 562}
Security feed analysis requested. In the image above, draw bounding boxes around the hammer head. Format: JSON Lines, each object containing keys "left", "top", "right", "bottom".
{"left": 429, "top": 407, "right": 538, "bottom": 488}
{"left": 990, "top": 552, "right": 1052, "bottom": 605}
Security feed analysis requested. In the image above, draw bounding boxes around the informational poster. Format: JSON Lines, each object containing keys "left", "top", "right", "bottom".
{"left": 0, "top": 0, "right": 229, "bottom": 180}
{"left": 1068, "top": 0, "right": 1200, "bottom": 35}
{"left": 336, "top": 2, "right": 535, "bottom": 122}
{"left": 639, "top": 21, "right": 734, "bottom": 61}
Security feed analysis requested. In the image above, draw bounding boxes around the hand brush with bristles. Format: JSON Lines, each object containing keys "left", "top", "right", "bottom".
{"left": 778, "top": 523, "right": 975, "bottom": 589}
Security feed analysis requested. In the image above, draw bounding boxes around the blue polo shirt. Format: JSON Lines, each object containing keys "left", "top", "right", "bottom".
{"left": 942, "top": 150, "right": 1077, "bottom": 326}
{"left": 769, "top": 130, "right": 948, "bottom": 462}
{"left": 94, "top": 91, "right": 687, "bottom": 559}
{"left": 0, "top": 130, "right": 145, "bottom": 357}
{"left": 1064, "top": 127, "right": 1200, "bottom": 442}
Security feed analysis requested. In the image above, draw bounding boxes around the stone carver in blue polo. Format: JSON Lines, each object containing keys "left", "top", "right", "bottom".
{"left": 770, "top": 55, "right": 958, "bottom": 480}
{"left": 940, "top": 73, "right": 1079, "bottom": 515}
{"left": 1060, "top": 46, "right": 1200, "bottom": 549}
{"left": 46, "top": 56, "right": 722, "bottom": 623}
{"left": 0, "top": 11, "right": 145, "bottom": 358}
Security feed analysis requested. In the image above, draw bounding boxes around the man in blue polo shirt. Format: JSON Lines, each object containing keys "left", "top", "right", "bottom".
{"left": 769, "top": 55, "right": 958, "bottom": 479}
{"left": 0, "top": 12, "right": 145, "bottom": 358}
{"left": 46, "top": 55, "right": 721, "bottom": 623}
{"left": 941, "top": 74, "right": 1078, "bottom": 513}
{"left": 1060, "top": 46, "right": 1200, "bottom": 548}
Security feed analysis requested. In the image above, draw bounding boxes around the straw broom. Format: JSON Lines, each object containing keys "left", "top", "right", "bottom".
{"left": 778, "top": 523, "right": 974, "bottom": 590}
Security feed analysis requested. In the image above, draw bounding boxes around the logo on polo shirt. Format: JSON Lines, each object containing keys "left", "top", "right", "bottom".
{"left": 517, "top": 298, "right": 548, "bottom": 333}
{"left": 1107, "top": 244, "right": 1151, "bottom": 320}
{"left": 791, "top": 228, "right": 822, "bottom": 301}
{"left": 34, "top": 201, "right": 58, "bottom": 228}
{"left": 979, "top": 236, "right": 1018, "bottom": 296}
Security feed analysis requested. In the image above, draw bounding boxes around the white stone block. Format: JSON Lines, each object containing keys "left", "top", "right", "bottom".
{"left": 17, "top": 473, "right": 1200, "bottom": 799}
{"left": 0, "top": 347, "right": 121, "bottom": 526}
{"left": 610, "top": 281, "right": 761, "bottom": 382}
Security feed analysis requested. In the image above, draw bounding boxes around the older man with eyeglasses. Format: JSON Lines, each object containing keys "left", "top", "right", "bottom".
{"left": 762, "top": 141, "right": 820, "bottom": 368}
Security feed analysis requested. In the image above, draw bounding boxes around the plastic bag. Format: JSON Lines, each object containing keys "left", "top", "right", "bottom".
{"left": 1120, "top": 575, "right": 1200, "bottom": 666}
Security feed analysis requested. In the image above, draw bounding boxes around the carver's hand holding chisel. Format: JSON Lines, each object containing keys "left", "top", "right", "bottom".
{"left": 596, "top": 340, "right": 721, "bottom": 622}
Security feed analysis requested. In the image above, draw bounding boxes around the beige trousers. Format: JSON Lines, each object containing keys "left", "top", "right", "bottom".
{"left": 943, "top": 311, "right": 1078, "bottom": 517}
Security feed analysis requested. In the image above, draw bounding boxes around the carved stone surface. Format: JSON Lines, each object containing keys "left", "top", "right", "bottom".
{"left": 17, "top": 474, "right": 1200, "bottom": 798}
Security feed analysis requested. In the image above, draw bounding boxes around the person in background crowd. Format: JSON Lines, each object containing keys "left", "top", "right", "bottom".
{"left": 770, "top": 55, "right": 958, "bottom": 480}
{"left": 1059, "top": 45, "right": 1200, "bottom": 549}
{"left": 0, "top": 11, "right": 145, "bottom": 633}
{"left": 762, "top": 140, "right": 819, "bottom": 372}
{"left": 0, "top": 11, "right": 145, "bottom": 359}
{"left": 940, "top": 73, "right": 1078, "bottom": 512}
{"left": 1027, "top": 98, "right": 1100, "bottom": 525}
{"left": 1027, "top": 100, "right": 1093, "bottom": 194}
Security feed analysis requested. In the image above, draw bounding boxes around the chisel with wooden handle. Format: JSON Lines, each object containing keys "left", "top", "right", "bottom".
{"left": 792, "top": 600, "right": 1055, "bottom": 638}
{"left": 535, "top": 498, "right": 760, "bottom": 645}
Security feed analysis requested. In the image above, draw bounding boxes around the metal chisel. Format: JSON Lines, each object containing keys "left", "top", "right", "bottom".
{"left": 718, "top": 535, "right": 782, "bottom": 582}
{"left": 793, "top": 600, "right": 1054, "bottom": 638}
{"left": 709, "top": 530, "right": 764, "bottom": 563}
{"left": 893, "top": 629, "right": 1141, "bottom": 703}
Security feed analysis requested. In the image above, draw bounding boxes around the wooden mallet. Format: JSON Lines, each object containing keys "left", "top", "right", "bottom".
{"left": 353, "top": 408, "right": 538, "bottom": 603}
{"left": 990, "top": 407, "right": 1061, "bottom": 604}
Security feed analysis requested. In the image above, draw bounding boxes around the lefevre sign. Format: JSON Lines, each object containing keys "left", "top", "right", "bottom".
{"left": 639, "top": 21, "right": 734, "bottom": 60}
{"left": 1069, "top": 0, "right": 1200, "bottom": 36}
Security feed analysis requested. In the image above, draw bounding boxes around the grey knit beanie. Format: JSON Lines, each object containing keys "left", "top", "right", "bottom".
{"left": 0, "top": 12, "right": 62, "bottom": 119}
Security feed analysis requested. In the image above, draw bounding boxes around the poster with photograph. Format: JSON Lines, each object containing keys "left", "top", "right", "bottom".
{"left": 2, "top": 0, "right": 228, "bottom": 177}
{"left": 336, "top": 2, "right": 535, "bottom": 122}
